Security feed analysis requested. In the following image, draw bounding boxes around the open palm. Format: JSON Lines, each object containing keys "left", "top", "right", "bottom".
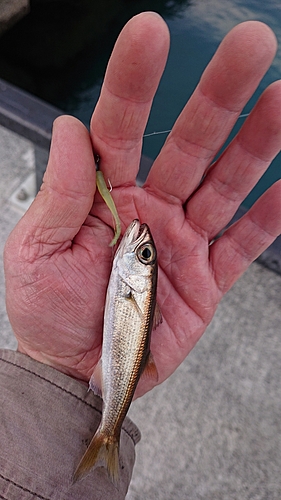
{"left": 4, "top": 13, "right": 281, "bottom": 398}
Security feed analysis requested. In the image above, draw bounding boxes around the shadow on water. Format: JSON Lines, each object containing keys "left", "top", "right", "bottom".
{"left": 0, "top": 0, "right": 191, "bottom": 110}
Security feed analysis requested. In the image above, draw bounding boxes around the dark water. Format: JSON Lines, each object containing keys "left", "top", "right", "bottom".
{"left": 1, "top": 0, "right": 281, "bottom": 207}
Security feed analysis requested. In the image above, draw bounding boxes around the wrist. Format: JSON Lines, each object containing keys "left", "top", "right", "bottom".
{"left": 16, "top": 345, "right": 89, "bottom": 386}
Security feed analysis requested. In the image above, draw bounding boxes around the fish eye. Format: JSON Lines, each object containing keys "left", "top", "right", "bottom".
{"left": 137, "top": 243, "right": 156, "bottom": 264}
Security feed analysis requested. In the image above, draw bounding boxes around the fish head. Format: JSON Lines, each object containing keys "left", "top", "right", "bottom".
{"left": 115, "top": 219, "right": 157, "bottom": 293}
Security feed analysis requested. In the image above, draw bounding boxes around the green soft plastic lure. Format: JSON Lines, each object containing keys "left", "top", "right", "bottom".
{"left": 95, "top": 155, "right": 121, "bottom": 247}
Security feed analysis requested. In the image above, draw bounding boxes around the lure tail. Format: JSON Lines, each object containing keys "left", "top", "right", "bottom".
{"left": 73, "top": 428, "right": 120, "bottom": 483}
{"left": 95, "top": 169, "right": 121, "bottom": 247}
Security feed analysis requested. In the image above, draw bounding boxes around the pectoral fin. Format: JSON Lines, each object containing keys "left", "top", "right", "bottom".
{"left": 153, "top": 302, "right": 163, "bottom": 330}
{"left": 125, "top": 290, "right": 143, "bottom": 320}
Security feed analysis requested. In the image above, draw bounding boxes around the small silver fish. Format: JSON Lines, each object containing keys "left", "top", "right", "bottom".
{"left": 74, "top": 219, "right": 160, "bottom": 483}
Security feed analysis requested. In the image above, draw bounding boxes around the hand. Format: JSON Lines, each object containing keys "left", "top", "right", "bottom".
{"left": 4, "top": 13, "right": 281, "bottom": 397}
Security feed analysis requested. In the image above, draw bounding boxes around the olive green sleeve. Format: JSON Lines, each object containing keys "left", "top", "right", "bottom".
{"left": 0, "top": 349, "right": 140, "bottom": 500}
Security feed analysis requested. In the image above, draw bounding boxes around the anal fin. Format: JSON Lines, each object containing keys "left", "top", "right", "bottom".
{"left": 141, "top": 351, "right": 158, "bottom": 382}
{"left": 89, "top": 359, "right": 102, "bottom": 397}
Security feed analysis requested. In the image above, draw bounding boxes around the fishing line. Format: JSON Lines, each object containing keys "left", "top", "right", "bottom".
{"left": 143, "top": 129, "right": 172, "bottom": 138}
{"left": 143, "top": 112, "right": 250, "bottom": 138}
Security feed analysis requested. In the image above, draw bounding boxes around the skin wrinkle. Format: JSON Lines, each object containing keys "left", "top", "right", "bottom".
{"left": 170, "top": 84, "right": 242, "bottom": 152}
{"left": 27, "top": 221, "right": 78, "bottom": 248}
{"left": 71, "top": 238, "right": 109, "bottom": 270}
{"left": 198, "top": 81, "right": 243, "bottom": 116}
{"left": 235, "top": 82, "right": 281, "bottom": 162}
{"left": 38, "top": 335, "right": 101, "bottom": 381}
{"left": 143, "top": 206, "right": 214, "bottom": 343}
{"left": 212, "top": 233, "right": 253, "bottom": 295}
{"left": 142, "top": 183, "right": 181, "bottom": 206}
{"left": 19, "top": 229, "right": 72, "bottom": 264}
{"left": 101, "top": 186, "right": 142, "bottom": 227}
{"left": 146, "top": 151, "right": 208, "bottom": 206}
{"left": 52, "top": 262, "right": 89, "bottom": 308}
{"left": 21, "top": 200, "right": 113, "bottom": 263}
{"left": 168, "top": 119, "right": 226, "bottom": 164}
{"left": 245, "top": 210, "right": 278, "bottom": 241}
{"left": 207, "top": 170, "right": 251, "bottom": 206}
{"left": 213, "top": 140, "right": 267, "bottom": 189}
{"left": 43, "top": 155, "right": 94, "bottom": 191}
{"left": 41, "top": 179, "right": 94, "bottom": 202}
{"left": 156, "top": 282, "right": 190, "bottom": 351}
{"left": 236, "top": 128, "right": 279, "bottom": 164}
{"left": 59, "top": 255, "right": 109, "bottom": 302}
{"left": 17, "top": 294, "right": 96, "bottom": 371}
{"left": 211, "top": 210, "right": 278, "bottom": 295}
{"left": 167, "top": 135, "right": 215, "bottom": 164}
{"left": 118, "top": 107, "right": 144, "bottom": 145}
{"left": 90, "top": 132, "right": 142, "bottom": 187}
{"left": 53, "top": 351, "right": 101, "bottom": 380}
{"left": 224, "top": 228, "right": 255, "bottom": 263}
{"left": 103, "top": 79, "right": 155, "bottom": 107}
{"left": 92, "top": 106, "right": 144, "bottom": 150}
{"left": 15, "top": 249, "right": 105, "bottom": 334}
{"left": 155, "top": 273, "right": 206, "bottom": 359}
{"left": 49, "top": 118, "right": 95, "bottom": 184}
{"left": 91, "top": 88, "right": 155, "bottom": 151}
{"left": 184, "top": 214, "right": 210, "bottom": 244}
{"left": 158, "top": 239, "right": 217, "bottom": 327}
{"left": 92, "top": 136, "right": 142, "bottom": 170}
{"left": 156, "top": 212, "right": 213, "bottom": 317}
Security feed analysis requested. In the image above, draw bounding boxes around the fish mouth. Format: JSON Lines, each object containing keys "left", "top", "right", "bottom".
{"left": 129, "top": 220, "right": 150, "bottom": 246}
{"left": 128, "top": 219, "right": 141, "bottom": 242}
{"left": 116, "top": 219, "right": 151, "bottom": 257}
{"left": 136, "top": 222, "right": 147, "bottom": 240}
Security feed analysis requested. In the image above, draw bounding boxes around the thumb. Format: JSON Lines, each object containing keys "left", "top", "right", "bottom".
{"left": 10, "top": 115, "right": 96, "bottom": 259}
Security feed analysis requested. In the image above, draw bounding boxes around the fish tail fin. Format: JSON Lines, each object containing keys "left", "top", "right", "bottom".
{"left": 73, "top": 429, "right": 120, "bottom": 483}
{"left": 105, "top": 435, "right": 120, "bottom": 483}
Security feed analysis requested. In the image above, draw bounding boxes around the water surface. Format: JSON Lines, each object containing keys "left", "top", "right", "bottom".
{"left": 1, "top": 0, "right": 281, "bottom": 207}
{"left": 57, "top": 0, "right": 281, "bottom": 207}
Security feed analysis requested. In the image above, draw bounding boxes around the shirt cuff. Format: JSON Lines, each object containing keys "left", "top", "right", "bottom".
{"left": 0, "top": 349, "right": 140, "bottom": 500}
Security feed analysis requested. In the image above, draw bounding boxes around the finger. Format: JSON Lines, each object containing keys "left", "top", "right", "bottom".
{"left": 90, "top": 12, "right": 170, "bottom": 186}
{"left": 186, "top": 80, "right": 281, "bottom": 240}
{"left": 145, "top": 21, "right": 277, "bottom": 203}
{"left": 210, "top": 179, "right": 281, "bottom": 294}
{"left": 9, "top": 115, "right": 96, "bottom": 259}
